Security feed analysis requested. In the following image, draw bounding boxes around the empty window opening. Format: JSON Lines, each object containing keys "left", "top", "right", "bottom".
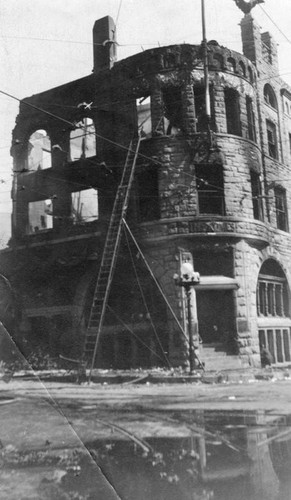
{"left": 264, "top": 84, "right": 277, "bottom": 110}
{"left": 136, "top": 165, "right": 160, "bottom": 222}
{"left": 250, "top": 171, "right": 263, "bottom": 220}
{"left": 28, "top": 129, "right": 51, "bottom": 171}
{"left": 136, "top": 96, "right": 152, "bottom": 138}
{"left": 224, "top": 88, "right": 241, "bottom": 136}
{"left": 194, "top": 85, "right": 215, "bottom": 132}
{"left": 28, "top": 199, "right": 53, "bottom": 234}
{"left": 239, "top": 61, "right": 246, "bottom": 77}
{"left": 70, "top": 118, "right": 96, "bottom": 161}
{"left": 213, "top": 53, "right": 224, "bottom": 69}
{"left": 196, "top": 164, "right": 224, "bottom": 215}
{"left": 246, "top": 96, "right": 256, "bottom": 142}
{"left": 227, "top": 57, "right": 236, "bottom": 73}
{"left": 266, "top": 120, "right": 278, "bottom": 159}
{"left": 162, "top": 87, "right": 183, "bottom": 135}
{"left": 274, "top": 186, "right": 288, "bottom": 232}
{"left": 71, "top": 188, "right": 98, "bottom": 224}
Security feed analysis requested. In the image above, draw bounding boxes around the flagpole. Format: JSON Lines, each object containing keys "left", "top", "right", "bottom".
{"left": 201, "top": 0, "right": 211, "bottom": 121}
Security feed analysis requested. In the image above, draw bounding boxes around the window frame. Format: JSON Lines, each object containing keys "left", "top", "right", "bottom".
{"left": 264, "top": 84, "right": 277, "bottom": 110}
{"left": 257, "top": 274, "right": 288, "bottom": 318}
{"left": 266, "top": 119, "right": 278, "bottom": 159}
{"left": 274, "top": 186, "right": 288, "bottom": 232}
{"left": 224, "top": 88, "right": 241, "bottom": 136}
{"left": 246, "top": 96, "right": 256, "bottom": 142}
{"left": 69, "top": 117, "right": 96, "bottom": 162}
{"left": 196, "top": 164, "right": 225, "bottom": 216}
{"left": 250, "top": 171, "right": 263, "bottom": 221}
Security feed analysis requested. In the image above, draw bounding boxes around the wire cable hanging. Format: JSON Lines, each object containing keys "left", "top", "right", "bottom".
{"left": 123, "top": 224, "right": 172, "bottom": 368}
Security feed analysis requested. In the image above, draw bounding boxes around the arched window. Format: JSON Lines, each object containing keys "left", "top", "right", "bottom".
{"left": 213, "top": 53, "right": 223, "bottom": 70}
{"left": 257, "top": 260, "right": 289, "bottom": 318}
{"left": 28, "top": 129, "right": 51, "bottom": 170}
{"left": 257, "top": 259, "right": 291, "bottom": 364}
{"left": 227, "top": 57, "right": 236, "bottom": 73}
{"left": 70, "top": 118, "right": 96, "bottom": 161}
{"left": 264, "top": 84, "right": 277, "bottom": 110}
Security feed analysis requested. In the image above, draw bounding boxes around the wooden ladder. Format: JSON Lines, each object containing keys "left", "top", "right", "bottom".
{"left": 82, "top": 137, "right": 141, "bottom": 376}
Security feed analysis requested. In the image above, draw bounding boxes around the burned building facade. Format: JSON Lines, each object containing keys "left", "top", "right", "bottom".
{"left": 2, "top": 14, "right": 291, "bottom": 369}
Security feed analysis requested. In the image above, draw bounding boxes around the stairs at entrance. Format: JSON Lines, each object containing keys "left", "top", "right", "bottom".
{"left": 200, "top": 343, "right": 243, "bottom": 371}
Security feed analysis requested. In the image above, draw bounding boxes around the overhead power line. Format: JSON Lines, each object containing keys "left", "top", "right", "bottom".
{"left": 259, "top": 5, "right": 291, "bottom": 45}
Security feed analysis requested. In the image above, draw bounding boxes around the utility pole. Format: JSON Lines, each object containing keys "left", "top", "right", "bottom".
{"left": 201, "top": 0, "right": 211, "bottom": 121}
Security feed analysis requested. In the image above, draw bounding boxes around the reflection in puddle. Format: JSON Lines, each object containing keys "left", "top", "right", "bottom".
{"left": 2, "top": 408, "right": 291, "bottom": 499}
{"left": 87, "top": 410, "right": 291, "bottom": 500}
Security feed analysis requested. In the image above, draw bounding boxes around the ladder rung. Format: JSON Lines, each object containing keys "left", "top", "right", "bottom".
{"left": 81, "top": 138, "right": 140, "bottom": 363}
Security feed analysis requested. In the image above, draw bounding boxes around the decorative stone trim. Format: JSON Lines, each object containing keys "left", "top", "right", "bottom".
{"left": 139, "top": 217, "right": 271, "bottom": 246}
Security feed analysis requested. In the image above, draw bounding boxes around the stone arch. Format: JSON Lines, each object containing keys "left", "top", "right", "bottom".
{"left": 227, "top": 57, "right": 236, "bottom": 73}
{"left": 260, "top": 248, "right": 291, "bottom": 288}
{"left": 257, "top": 256, "right": 291, "bottom": 364}
{"left": 264, "top": 83, "right": 278, "bottom": 110}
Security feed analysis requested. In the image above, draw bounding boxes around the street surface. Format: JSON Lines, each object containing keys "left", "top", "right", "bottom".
{"left": 1, "top": 372, "right": 291, "bottom": 499}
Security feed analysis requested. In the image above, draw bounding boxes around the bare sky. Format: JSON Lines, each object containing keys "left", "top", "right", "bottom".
{"left": 0, "top": 0, "right": 291, "bottom": 240}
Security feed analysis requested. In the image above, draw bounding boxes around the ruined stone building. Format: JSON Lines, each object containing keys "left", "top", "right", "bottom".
{"left": 2, "top": 13, "right": 291, "bottom": 369}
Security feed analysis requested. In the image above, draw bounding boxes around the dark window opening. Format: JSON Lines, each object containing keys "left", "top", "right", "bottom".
{"left": 266, "top": 120, "right": 278, "bottom": 159}
{"left": 264, "top": 84, "right": 277, "bottom": 109}
{"left": 274, "top": 186, "right": 288, "bottom": 232}
{"left": 137, "top": 166, "right": 160, "bottom": 222}
{"left": 289, "top": 133, "right": 291, "bottom": 156}
{"left": 227, "top": 57, "right": 236, "bottom": 73}
{"left": 162, "top": 87, "right": 183, "bottom": 135}
{"left": 239, "top": 61, "right": 246, "bottom": 77}
{"left": 250, "top": 171, "right": 263, "bottom": 220}
{"left": 194, "top": 85, "right": 215, "bottom": 132}
{"left": 196, "top": 164, "right": 224, "bottom": 215}
{"left": 246, "top": 96, "right": 256, "bottom": 142}
{"left": 224, "top": 88, "right": 241, "bottom": 136}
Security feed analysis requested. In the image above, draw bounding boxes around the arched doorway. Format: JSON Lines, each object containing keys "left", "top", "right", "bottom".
{"left": 257, "top": 259, "right": 291, "bottom": 364}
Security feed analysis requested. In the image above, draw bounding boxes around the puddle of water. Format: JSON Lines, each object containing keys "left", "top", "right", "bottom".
{"left": 2, "top": 408, "right": 291, "bottom": 499}
{"left": 83, "top": 409, "right": 291, "bottom": 500}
